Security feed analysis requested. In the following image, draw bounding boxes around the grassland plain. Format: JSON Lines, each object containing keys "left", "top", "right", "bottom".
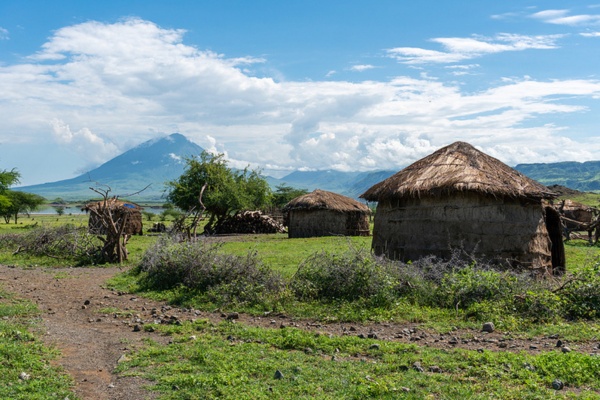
{"left": 1, "top": 211, "right": 600, "bottom": 398}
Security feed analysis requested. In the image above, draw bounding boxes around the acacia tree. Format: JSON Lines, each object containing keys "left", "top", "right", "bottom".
{"left": 0, "top": 191, "right": 45, "bottom": 224}
{"left": 0, "top": 167, "right": 20, "bottom": 213}
{"left": 167, "top": 151, "right": 273, "bottom": 234}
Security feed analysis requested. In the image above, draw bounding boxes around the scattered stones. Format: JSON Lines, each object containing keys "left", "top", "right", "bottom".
{"left": 552, "top": 379, "right": 564, "bottom": 390}
{"left": 274, "top": 370, "right": 284, "bottom": 380}
{"left": 481, "top": 322, "right": 495, "bottom": 333}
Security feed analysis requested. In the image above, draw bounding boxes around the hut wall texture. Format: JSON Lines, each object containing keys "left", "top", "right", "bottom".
{"left": 88, "top": 210, "right": 143, "bottom": 236}
{"left": 372, "top": 192, "right": 552, "bottom": 269}
{"left": 288, "top": 210, "right": 370, "bottom": 238}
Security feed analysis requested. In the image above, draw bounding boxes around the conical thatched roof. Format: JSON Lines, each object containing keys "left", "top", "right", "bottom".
{"left": 283, "top": 189, "right": 370, "bottom": 213}
{"left": 361, "top": 141, "right": 556, "bottom": 201}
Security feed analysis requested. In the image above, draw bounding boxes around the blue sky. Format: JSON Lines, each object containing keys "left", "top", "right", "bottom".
{"left": 2, "top": 1, "right": 600, "bottom": 185}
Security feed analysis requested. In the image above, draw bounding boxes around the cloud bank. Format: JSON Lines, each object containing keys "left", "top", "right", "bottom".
{"left": 1, "top": 16, "right": 600, "bottom": 181}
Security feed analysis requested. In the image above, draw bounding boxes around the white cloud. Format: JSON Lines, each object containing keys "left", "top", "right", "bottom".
{"left": 50, "top": 119, "right": 119, "bottom": 165}
{"left": 531, "top": 9, "right": 600, "bottom": 26}
{"left": 2, "top": 17, "right": 600, "bottom": 184}
{"left": 581, "top": 31, "right": 600, "bottom": 37}
{"left": 350, "top": 64, "right": 375, "bottom": 72}
{"left": 387, "top": 33, "right": 563, "bottom": 64}
{"left": 0, "top": 27, "right": 8, "bottom": 40}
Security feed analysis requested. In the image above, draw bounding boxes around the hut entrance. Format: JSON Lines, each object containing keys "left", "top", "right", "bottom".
{"left": 545, "top": 206, "right": 565, "bottom": 275}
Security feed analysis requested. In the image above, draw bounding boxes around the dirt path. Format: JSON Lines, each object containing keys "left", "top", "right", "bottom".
{"left": 1, "top": 265, "right": 599, "bottom": 399}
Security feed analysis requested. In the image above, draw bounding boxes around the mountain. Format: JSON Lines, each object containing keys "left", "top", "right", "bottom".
{"left": 514, "top": 161, "right": 600, "bottom": 192}
{"left": 17, "top": 132, "right": 600, "bottom": 203}
{"left": 18, "top": 133, "right": 204, "bottom": 201}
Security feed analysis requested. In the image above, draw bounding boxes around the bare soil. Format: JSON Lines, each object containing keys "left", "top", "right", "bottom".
{"left": 1, "top": 264, "right": 599, "bottom": 400}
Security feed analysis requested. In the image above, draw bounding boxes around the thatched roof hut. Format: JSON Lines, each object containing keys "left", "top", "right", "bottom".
{"left": 283, "top": 189, "right": 371, "bottom": 238}
{"left": 83, "top": 198, "right": 144, "bottom": 236}
{"left": 361, "top": 141, "right": 564, "bottom": 274}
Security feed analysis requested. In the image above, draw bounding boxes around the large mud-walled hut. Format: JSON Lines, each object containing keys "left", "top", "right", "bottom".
{"left": 283, "top": 189, "right": 371, "bottom": 238}
{"left": 83, "top": 199, "right": 144, "bottom": 236}
{"left": 360, "top": 141, "right": 565, "bottom": 274}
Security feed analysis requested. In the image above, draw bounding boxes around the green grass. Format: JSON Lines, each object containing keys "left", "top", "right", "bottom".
{"left": 215, "top": 234, "right": 371, "bottom": 277}
{"left": 0, "top": 289, "right": 76, "bottom": 399}
{"left": 115, "top": 318, "right": 600, "bottom": 399}
{"left": 3, "top": 216, "right": 600, "bottom": 398}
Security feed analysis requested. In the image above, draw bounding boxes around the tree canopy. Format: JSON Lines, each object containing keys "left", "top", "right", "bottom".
{"left": 167, "top": 152, "right": 273, "bottom": 232}
{"left": 272, "top": 184, "right": 309, "bottom": 209}
{"left": 0, "top": 190, "right": 45, "bottom": 224}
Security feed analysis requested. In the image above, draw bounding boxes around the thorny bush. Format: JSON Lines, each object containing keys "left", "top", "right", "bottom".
{"left": 0, "top": 225, "right": 102, "bottom": 265}
{"left": 138, "top": 236, "right": 285, "bottom": 308}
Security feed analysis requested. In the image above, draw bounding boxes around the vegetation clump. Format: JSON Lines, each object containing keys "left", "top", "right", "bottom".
{"left": 138, "top": 237, "right": 285, "bottom": 309}
{"left": 0, "top": 225, "right": 102, "bottom": 265}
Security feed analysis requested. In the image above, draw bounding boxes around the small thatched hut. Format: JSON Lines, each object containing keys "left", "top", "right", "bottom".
{"left": 83, "top": 199, "right": 144, "bottom": 236}
{"left": 360, "top": 141, "right": 564, "bottom": 274}
{"left": 283, "top": 189, "right": 371, "bottom": 238}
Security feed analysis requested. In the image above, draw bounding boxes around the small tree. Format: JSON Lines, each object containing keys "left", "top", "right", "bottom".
{"left": 0, "top": 191, "right": 45, "bottom": 224}
{"left": 167, "top": 152, "right": 272, "bottom": 235}
{"left": 272, "top": 184, "right": 309, "bottom": 209}
{"left": 86, "top": 184, "right": 147, "bottom": 263}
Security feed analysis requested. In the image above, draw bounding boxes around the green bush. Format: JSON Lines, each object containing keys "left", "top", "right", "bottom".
{"left": 559, "top": 265, "right": 600, "bottom": 319}
{"left": 138, "top": 237, "right": 285, "bottom": 308}
{"left": 290, "top": 249, "right": 402, "bottom": 307}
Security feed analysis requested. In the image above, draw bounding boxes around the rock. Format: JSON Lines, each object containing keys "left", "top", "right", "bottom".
{"left": 18, "top": 372, "right": 30, "bottom": 381}
{"left": 412, "top": 362, "right": 424, "bottom": 373}
{"left": 132, "top": 324, "right": 142, "bottom": 332}
{"left": 429, "top": 366, "right": 443, "bottom": 373}
{"left": 369, "top": 344, "right": 380, "bottom": 350}
{"left": 274, "top": 370, "right": 284, "bottom": 379}
{"left": 226, "top": 312, "right": 239, "bottom": 320}
{"left": 401, "top": 387, "right": 410, "bottom": 392}
{"left": 481, "top": 322, "right": 495, "bottom": 333}
{"left": 117, "top": 354, "right": 129, "bottom": 364}
{"left": 556, "top": 339, "right": 563, "bottom": 348}
{"left": 552, "top": 379, "right": 564, "bottom": 390}
{"left": 84, "top": 299, "right": 90, "bottom": 305}
{"left": 561, "top": 346, "right": 572, "bottom": 353}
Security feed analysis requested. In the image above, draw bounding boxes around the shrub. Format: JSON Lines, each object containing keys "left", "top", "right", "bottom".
{"left": 290, "top": 249, "right": 402, "bottom": 307}
{"left": 559, "top": 265, "right": 600, "bottom": 319}
{"left": 138, "top": 237, "right": 285, "bottom": 308}
{"left": 0, "top": 225, "right": 101, "bottom": 265}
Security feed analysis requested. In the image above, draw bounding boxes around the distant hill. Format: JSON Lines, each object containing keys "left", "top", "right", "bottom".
{"left": 17, "top": 133, "right": 204, "bottom": 201}
{"left": 514, "top": 161, "right": 600, "bottom": 192}
{"left": 17, "top": 133, "right": 600, "bottom": 203}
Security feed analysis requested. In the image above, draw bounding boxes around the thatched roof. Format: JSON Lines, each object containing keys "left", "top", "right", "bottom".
{"left": 361, "top": 141, "right": 556, "bottom": 201}
{"left": 82, "top": 198, "right": 143, "bottom": 212}
{"left": 283, "top": 189, "right": 370, "bottom": 213}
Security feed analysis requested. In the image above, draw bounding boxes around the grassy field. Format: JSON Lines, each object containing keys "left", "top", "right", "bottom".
{"left": 0, "top": 288, "right": 75, "bottom": 399}
{"left": 2, "top": 211, "right": 600, "bottom": 398}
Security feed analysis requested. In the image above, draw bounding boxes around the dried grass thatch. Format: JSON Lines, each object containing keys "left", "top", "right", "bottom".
{"left": 283, "top": 190, "right": 371, "bottom": 238}
{"left": 361, "top": 141, "right": 556, "bottom": 202}
{"left": 283, "top": 189, "right": 370, "bottom": 213}
{"left": 83, "top": 199, "right": 143, "bottom": 236}
{"left": 361, "top": 141, "right": 564, "bottom": 274}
